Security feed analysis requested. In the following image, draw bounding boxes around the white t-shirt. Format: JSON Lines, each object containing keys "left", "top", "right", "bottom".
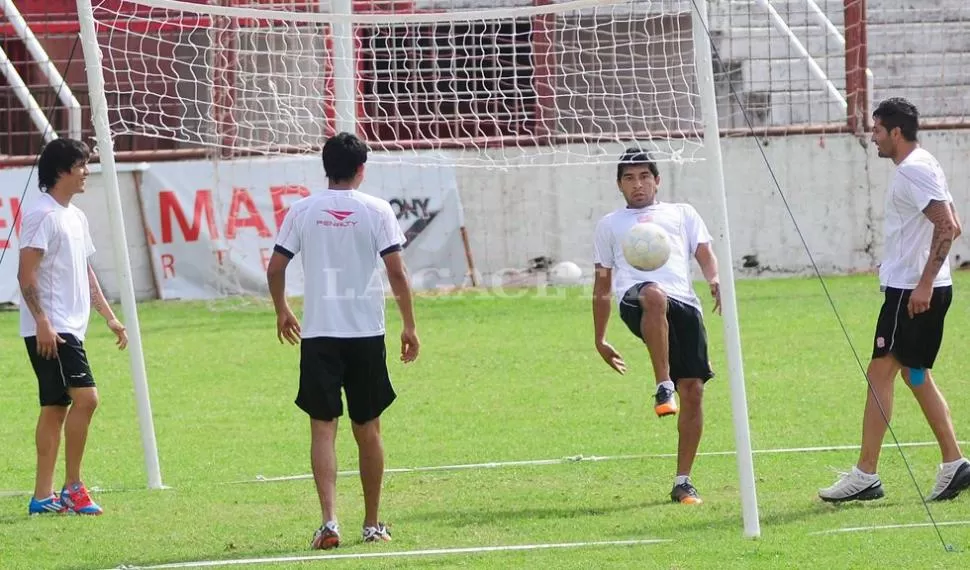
{"left": 879, "top": 147, "right": 954, "bottom": 289}
{"left": 19, "top": 193, "right": 96, "bottom": 340}
{"left": 275, "top": 189, "right": 406, "bottom": 338}
{"left": 593, "top": 201, "right": 712, "bottom": 311}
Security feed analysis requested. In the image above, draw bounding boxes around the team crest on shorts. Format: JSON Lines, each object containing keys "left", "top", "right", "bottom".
{"left": 876, "top": 337, "right": 885, "bottom": 348}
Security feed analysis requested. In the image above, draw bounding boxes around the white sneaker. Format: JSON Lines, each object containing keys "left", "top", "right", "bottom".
{"left": 362, "top": 522, "right": 391, "bottom": 543}
{"left": 926, "top": 458, "right": 970, "bottom": 501}
{"left": 818, "top": 467, "right": 885, "bottom": 503}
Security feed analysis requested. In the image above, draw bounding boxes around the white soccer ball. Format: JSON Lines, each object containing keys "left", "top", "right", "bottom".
{"left": 550, "top": 261, "right": 583, "bottom": 285}
{"left": 622, "top": 222, "right": 671, "bottom": 271}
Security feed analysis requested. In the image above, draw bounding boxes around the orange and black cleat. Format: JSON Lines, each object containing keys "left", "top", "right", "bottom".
{"left": 654, "top": 384, "right": 678, "bottom": 417}
{"left": 671, "top": 481, "right": 703, "bottom": 505}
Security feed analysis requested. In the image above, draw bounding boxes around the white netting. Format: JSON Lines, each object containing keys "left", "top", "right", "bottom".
{"left": 90, "top": 0, "right": 707, "bottom": 167}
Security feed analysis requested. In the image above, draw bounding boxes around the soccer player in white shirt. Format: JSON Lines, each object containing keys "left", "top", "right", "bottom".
{"left": 592, "top": 148, "right": 722, "bottom": 505}
{"left": 18, "top": 138, "right": 128, "bottom": 516}
{"left": 819, "top": 97, "right": 970, "bottom": 503}
{"left": 267, "top": 132, "right": 419, "bottom": 549}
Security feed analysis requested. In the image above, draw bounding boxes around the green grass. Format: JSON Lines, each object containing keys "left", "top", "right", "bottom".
{"left": 1, "top": 273, "right": 970, "bottom": 569}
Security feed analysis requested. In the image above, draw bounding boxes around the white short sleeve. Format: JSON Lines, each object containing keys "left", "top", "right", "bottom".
{"left": 19, "top": 210, "right": 55, "bottom": 252}
{"left": 592, "top": 217, "right": 615, "bottom": 268}
{"left": 375, "top": 202, "right": 405, "bottom": 254}
{"left": 898, "top": 162, "right": 950, "bottom": 212}
{"left": 683, "top": 205, "right": 713, "bottom": 255}
{"left": 274, "top": 202, "right": 303, "bottom": 257}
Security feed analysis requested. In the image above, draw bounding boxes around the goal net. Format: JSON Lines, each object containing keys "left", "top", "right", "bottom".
{"left": 89, "top": 0, "right": 707, "bottom": 168}
{"left": 81, "top": 0, "right": 721, "bottom": 300}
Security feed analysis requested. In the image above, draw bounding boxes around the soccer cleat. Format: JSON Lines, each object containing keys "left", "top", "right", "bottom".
{"left": 28, "top": 494, "right": 67, "bottom": 515}
{"left": 60, "top": 482, "right": 103, "bottom": 515}
{"left": 926, "top": 458, "right": 970, "bottom": 501}
{"left": 670, "top": 481, "right": 703, "bottom": 505}
{"left": 362, "top": 522, "right": 391, "bottom": 543}
{"left": 311, "top": 521, "right": 341, "bottom": 550}
{"left": 818, "top": 467, "right": 885, "bottom": 503}
{"left": 654, "top": 384, "right": 678, "bottom": 417}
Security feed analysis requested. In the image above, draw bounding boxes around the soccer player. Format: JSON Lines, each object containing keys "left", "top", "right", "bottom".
{"left": 267, "top": 132, "right": 419, "bottom": 549}
{"left": 592, "top": 148, "right": 722, "bottom": 504}
{"left": 819, "top": 97, "right": 970, "bottom": 503}
{"left": 18, "top": 138, "right": 128, "bottom": 516}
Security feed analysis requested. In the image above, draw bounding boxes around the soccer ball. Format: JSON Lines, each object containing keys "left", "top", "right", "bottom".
{"left": 550, "top": 261, "right": 583, "bottom": 285}
{"left": 622, "top": 222, "right": 671, "bottom": 271}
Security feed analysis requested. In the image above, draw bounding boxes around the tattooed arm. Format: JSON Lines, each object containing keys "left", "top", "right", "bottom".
{"left": 918, "top": 199, "right": 958, "bottom": 287}
{"left": 19, "top": 247, "right": 64, "bottom": 358}
{"left": 951, "top": 202, "right": 963, "bottom": 240}
{"left": 907, "top": 199, "right": 958, "bottom": 317}
{"left": 88, "top": 264, "right": 117, "bottom": 321}
{"left": 18, "top": 247, "right": 49, "bottom": 325}
{"left": 88, "top": 264, "right": 128, "bottom": 349}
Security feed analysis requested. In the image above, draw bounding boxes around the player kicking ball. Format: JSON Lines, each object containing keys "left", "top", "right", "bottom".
{"left": 592, "top": 148, "right": 722, "bottom": 505}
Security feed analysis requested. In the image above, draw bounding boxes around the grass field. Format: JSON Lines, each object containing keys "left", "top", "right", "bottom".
{"left": 1, "top": 273, "right": 969, "bottom": 569}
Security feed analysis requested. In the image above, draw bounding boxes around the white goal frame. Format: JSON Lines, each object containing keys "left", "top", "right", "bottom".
{"left": 74, "top": 0, "right": 760, "bottom": 537}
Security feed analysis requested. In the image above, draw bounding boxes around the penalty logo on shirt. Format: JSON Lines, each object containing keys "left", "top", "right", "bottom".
{"left": 318, "top": 209, "right": 358, "bottom": 228}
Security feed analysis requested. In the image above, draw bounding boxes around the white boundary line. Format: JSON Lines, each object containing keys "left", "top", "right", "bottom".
{"left": 811, "top": 520, "right": 970, "bottom": 535}
{"left": 4, "top": 441, "right": 961, "bottom": 496}
{"left": 107, "top": 538, "right": 670, "bottom": 569}
{"left": 243, "top": 441, "right": 960, "bottom": 484}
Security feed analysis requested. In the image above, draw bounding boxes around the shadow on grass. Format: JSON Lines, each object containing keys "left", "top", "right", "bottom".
{"left": 401, "top": 498, "right": 670, "bottom": 528}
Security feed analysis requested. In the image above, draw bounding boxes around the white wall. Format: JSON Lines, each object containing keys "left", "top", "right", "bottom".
{"left": 457, "top": 130, "right": 970, "bottom": 282}
{"left": 69, "top": 130, "right": 970, "bottom": 301}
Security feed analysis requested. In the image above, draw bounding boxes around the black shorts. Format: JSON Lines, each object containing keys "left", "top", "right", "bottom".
{"left": 296, "top": 335, "right": 396, "bottom": 424}
{"left": 619, "top": 282, "right": 715, "bottom": 383}
{"left": 872, "top": 285, "right": 952, "bottom": 369}
{"left": 24, "top": 333, "right": 97, "bottom": 407}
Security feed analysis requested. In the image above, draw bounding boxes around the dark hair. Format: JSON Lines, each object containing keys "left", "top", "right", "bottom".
{"left": 37, "top": 138, "right": 90, "bottom": 192}
{"left": 872, "top": 97, "right": 919, "bottom": 142}
{"left": 322, "top": 132, "right": 368, "bottom": 183}
{"left": 617, "top": 147, "right": 659, "bottom": 181}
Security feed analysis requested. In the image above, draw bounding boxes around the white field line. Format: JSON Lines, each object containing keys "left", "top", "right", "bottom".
{"left": 106, "top": 538, "right": 670, "bottom": 569}
{"left": 811, "top": 520, "right": 970, "bottom": 535}
{"left": 3, "top": 441, "right": 959, "bottom": 496}
{"left": 243, "top": 441, "right": 960, "bottom": 484}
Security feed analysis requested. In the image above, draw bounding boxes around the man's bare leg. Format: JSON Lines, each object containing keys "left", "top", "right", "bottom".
{"left": 857, "top": 356, "right": 901, "bottom": 474}
{"left": 676, "top": 379, "right": 704, "bottom": 477}
{"left": 638, "top": 284, "right": 669, "bottom": 386}
{"left": 34, "top": 406, "right": 68, "bottom": 500}
{"left": 902, "top": 368, "right": 962, "bottom": 463}
{"left": 351, "top": 418, "right": 384, "bottom": 529}
{"left": 63, "top": 387, "right": 99, "bottom": 487}
{"left": 310, "top": 418, "right": 339, "bottom": 524}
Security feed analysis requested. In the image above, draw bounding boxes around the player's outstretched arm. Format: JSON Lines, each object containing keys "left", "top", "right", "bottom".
{"left": 694, "top": 242, "right": 721, "bottom": 315}
{"left": 383, "top": 251, "right": 419, "bottom": 363}
{"left": 266, "top": 251, "right": 301, "bottom": 345}
{"left": 592, "top": 263, "right": 625, "bottom": 374}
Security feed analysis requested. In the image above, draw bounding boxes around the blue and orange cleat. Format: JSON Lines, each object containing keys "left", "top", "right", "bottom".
{"left": 60, "top": 482, "right": 103, "bottom": 515}
{"left": 28, "top": 494, "right": 67, "bottom": 515}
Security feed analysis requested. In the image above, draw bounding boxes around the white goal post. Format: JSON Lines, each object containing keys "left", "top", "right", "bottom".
{"left": 74, "top": 0, "right": 759, "bottom": 537}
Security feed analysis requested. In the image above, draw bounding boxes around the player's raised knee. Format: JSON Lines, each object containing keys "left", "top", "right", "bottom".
{"left": 638, "top": 283, "right": 667, "bottom": 310}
